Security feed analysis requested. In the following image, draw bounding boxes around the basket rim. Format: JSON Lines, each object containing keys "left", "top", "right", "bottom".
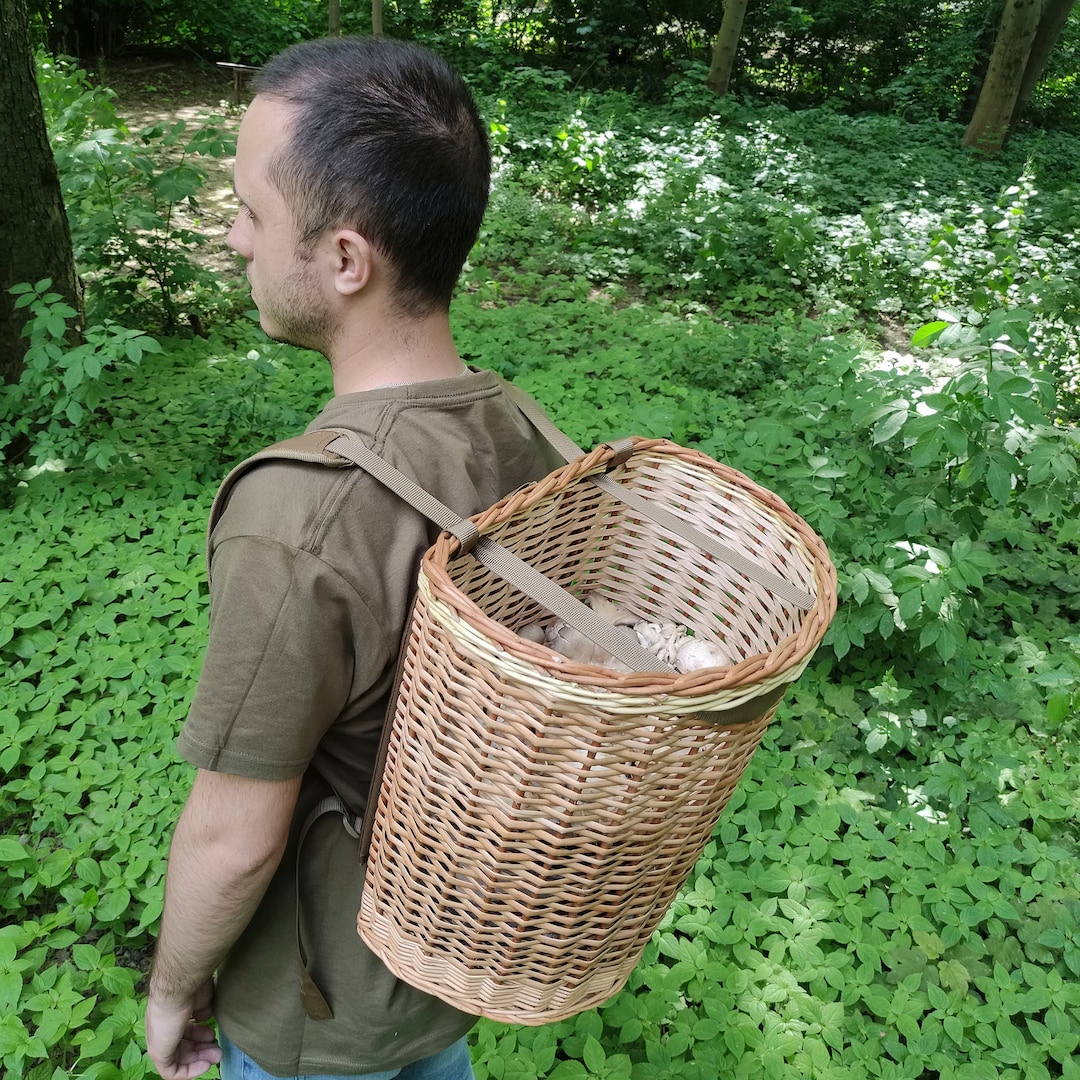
{"left": 418, "top": 437, "right": 838, "bottom": 698}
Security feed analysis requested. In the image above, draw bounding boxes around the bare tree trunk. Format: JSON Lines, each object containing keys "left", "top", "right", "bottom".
{"left": 1009, "top": 0, "right": 1077, "bottom": 128}
{"left": 329, "top": 0, "right": 341, "bottom": 35}
{"left": 0, "top": 0, "right": 81, "bottom": 385}
{"left": 962, "top": 0, "right": 1044, "bottom": 152}
{"left": 706, "top": 0, "right": 750, "bottom": 96}
{"left": 372, "top": 0, "right": 383, "bottom": 35}
{"left": 961, "top": 0, "right": 1007, "bottom": 123}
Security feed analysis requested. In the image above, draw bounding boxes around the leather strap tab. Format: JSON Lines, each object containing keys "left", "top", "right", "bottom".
{"left": 298, "top": 966, "right": 334, "bottom": 1021}
{"left": 692, "top": 682, "right": 789, "bottom": 728}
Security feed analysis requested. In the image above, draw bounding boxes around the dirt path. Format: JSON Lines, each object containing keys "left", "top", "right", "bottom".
{"left": 102, "top": 57, "right": 250, "bottom": 279}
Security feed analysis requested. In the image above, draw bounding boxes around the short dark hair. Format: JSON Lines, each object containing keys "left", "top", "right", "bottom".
{"left": 253, "top": 36, "right": 490, "bottom": 316}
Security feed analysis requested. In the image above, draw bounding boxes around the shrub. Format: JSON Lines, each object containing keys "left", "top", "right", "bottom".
{"left": 37, "top": 53, "right": 237, "bottom": 333}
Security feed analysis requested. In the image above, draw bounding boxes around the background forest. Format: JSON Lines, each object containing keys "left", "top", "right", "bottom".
{"left": 1, "top": 1, "right": 1079, "bottom": 1078}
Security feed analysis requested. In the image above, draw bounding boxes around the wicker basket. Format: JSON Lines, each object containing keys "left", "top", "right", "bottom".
{"left": 356, "top": 437, "right": 837, "bottom": 1024}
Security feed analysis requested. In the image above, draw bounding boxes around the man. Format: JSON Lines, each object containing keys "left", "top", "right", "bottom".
{"left": 145, "top": 36, "right": 561, "bottom": 1080}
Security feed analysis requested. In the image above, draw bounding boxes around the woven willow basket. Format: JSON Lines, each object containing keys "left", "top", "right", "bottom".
{"left": 356, "top": 437, "right": 836, "bottom": 1024}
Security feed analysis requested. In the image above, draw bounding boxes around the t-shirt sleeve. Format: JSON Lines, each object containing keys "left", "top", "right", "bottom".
{"left": 178, "top": 532, "right": 391, "bottom": 780}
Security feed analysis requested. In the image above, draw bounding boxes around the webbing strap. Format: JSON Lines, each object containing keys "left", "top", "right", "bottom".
{"left": 324, "top": 431, "right": 667, "bottom": 673}
{"left": 493, "top": 376, "right": 815, "bottom": 611}
{"left": 294, "top": 793, "right": 363, "bottom": 1019}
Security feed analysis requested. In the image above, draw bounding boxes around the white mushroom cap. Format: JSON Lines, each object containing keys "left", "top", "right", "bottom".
{"left": 675, "top": 638, "right": 731, "bottom": 672}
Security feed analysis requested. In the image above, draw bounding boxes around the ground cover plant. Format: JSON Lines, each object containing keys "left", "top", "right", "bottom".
{"left": 2, "top": 49, "right": 1079, "bottom": 1080}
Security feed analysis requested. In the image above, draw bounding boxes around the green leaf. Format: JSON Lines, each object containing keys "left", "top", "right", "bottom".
{"left": 0, "top": 838, "right": 30, "bottom": 862}
{"left": 96, "top": 888, "right": 131, "bottom": 922}
{"left": 872, "top": 406, "right": 908, "bottom": 445}
{"left": 898, "top": 587, "right": 923, "bottom": 622}
{"left": 64, "top": 355, "right": 86, "bottom": 390}
{"left": 912, "top": 321, "right": 950, "bottom": 348}
{"left": 101, "top": 966, "right": 137, "bottom": 997}
{"left": 938, "top": 960, "right": 970, "bottom": 996}
{"left": 944, "top": 1015, "right": 965, "bottom": 1045}
{"left": 865, "top": 728, "right": 888, "bottom": 753}
{"left": 72, "top": 943, "right": 101, "bottom": 971}
{"left": 76, "top": 858, "right": 102, "bottom": 886}
{"left": 575, "top": 1010, "right": 603, "bottom": 1040}
{"left": 909, "top": 429, "right": 945, "bottom": 468}
{"left": 582, "top": 1035, "right": 606, "bottom": 1073}
{"left": 547, "top": 1062, "right": 587, "bottom": 1080}
{"left": 934, "top": 623, "right": 962, "bottom": 662}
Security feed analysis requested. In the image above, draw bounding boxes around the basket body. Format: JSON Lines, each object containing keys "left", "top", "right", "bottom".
{"left": 357, "top": 439, "right": 836, "bottom": 1023}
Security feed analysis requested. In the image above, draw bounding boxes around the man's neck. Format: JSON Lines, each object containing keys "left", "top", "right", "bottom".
{"left": 327, "top": 310, "right": 466, "bottom": 395}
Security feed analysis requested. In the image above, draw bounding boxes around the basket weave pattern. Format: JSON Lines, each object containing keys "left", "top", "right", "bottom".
{"left": 357, "top": 439, "right": 836, "bottom": 1023}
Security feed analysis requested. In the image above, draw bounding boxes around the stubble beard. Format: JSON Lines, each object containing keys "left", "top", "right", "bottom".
{"left": 257, "top": 259, "right": 335, "bottom": 357}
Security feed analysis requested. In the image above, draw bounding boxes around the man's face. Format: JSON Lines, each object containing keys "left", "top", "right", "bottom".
{"left": 227, "top": 95, "right": 333, "bottom": 352}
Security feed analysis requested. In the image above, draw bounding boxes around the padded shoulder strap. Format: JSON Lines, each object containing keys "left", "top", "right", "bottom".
{"left": 206, "top": 429, "right": 351, "bottom": 579}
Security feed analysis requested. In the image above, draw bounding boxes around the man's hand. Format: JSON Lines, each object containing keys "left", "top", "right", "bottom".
{"left": 146, "top": 976, "right": 221, "bottom": 1079}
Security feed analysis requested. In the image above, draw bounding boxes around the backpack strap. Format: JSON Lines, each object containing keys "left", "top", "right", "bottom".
{"left": 205, "top": 430, "right": 352, "bottom": 581}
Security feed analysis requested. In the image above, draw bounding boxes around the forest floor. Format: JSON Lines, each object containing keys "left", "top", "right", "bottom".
{"left": 100, "top": 56, "right": 249, "bottom": 278}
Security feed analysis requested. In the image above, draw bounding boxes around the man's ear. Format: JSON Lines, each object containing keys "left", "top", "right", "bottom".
{"left": 331, "top": 229, "right": 374, "bottom": 296}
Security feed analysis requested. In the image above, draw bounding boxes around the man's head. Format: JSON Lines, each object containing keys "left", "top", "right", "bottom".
{"left": 244, "top": 36, "right": 490, "bottom": 320}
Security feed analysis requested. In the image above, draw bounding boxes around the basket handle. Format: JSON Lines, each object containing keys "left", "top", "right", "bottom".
{"left": 493, "top": 376, "right": 815, "bottom": 612}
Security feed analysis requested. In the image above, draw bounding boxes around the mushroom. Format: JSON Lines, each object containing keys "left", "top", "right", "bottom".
{"left": 517, "top": 622, "right": 547, "bottom": 644}
{"left": 519, "top": 595, "right": 727, "bottom": 673}
{"left": 543, "top": 617, "right": 635, "bottom": 671}
{"left": 633, "top": 622, "right": 686, "bottom": 667}
{"left": 674, "top": 637, "right": 732, "bottom": 672}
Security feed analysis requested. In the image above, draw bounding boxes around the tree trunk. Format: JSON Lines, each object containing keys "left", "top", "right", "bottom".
{"left": 706, "top": 0, "right": 749, "bottom": 96}
{"left": 1009, "top": 0, "right": 1077, "bottom": 128}
{"left": 962, "top": 0, "right": 1044, "bottom": 152}
{"left": 372, "top": 0, "right": 383, "bottom": 35}
{"left": 0, "top": 0, "right": 81, "bottom": 385}
{"left": 961, "top": 0, "right": 1007, "bottom": 123}
{"left": 329, "top": 0, "right": 341, "bottom": 35}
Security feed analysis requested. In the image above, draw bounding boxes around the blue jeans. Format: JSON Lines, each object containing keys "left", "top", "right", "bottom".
{"left": 219, "top": 1032, "right": 475, "bottom": 1080}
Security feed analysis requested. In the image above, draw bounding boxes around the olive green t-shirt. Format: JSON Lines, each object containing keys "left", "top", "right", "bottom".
{"left": 178, "top": 369, "right": 563, "bottom": 1075}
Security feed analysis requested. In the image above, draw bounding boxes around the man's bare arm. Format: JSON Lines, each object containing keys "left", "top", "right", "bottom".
{"left": 146, "top": 769, "right": 302, "bottom": 1079}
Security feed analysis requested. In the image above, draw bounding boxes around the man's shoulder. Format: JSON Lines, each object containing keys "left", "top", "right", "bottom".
{"left": 209, "top": 448, "right": 357, "bottom": 555}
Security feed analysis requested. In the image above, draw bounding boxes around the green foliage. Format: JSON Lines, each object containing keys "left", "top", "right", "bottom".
{"left": 478, "top": 90, "right": 1080, "bottom": 359}
{"left": 32, "top": 0, "right": 343, "bottom": 64}
{"left": 0, "top": 475, "right": 208, "bottom": 1079}
{"left": 37, "top": 53, "right": 237, "bottom": 333}
{"left": 1, "top": 280, "right": 161, "bottom": 488}
{"left": 29, "top": 0, "right": 1080, "bottom": 131}
{"left": 0, "top": 329, "right": 329, "bottom": 1076}
{"left": 710, "top": 309, "right": 1080, "bottom": 676}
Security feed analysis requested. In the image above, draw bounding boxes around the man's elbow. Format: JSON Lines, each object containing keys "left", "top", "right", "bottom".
{"left": 175, "top": 771, "right": 302, "bottom": 883}
{"left": 215, "top": 832, "right": 290, "bottom": 889}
